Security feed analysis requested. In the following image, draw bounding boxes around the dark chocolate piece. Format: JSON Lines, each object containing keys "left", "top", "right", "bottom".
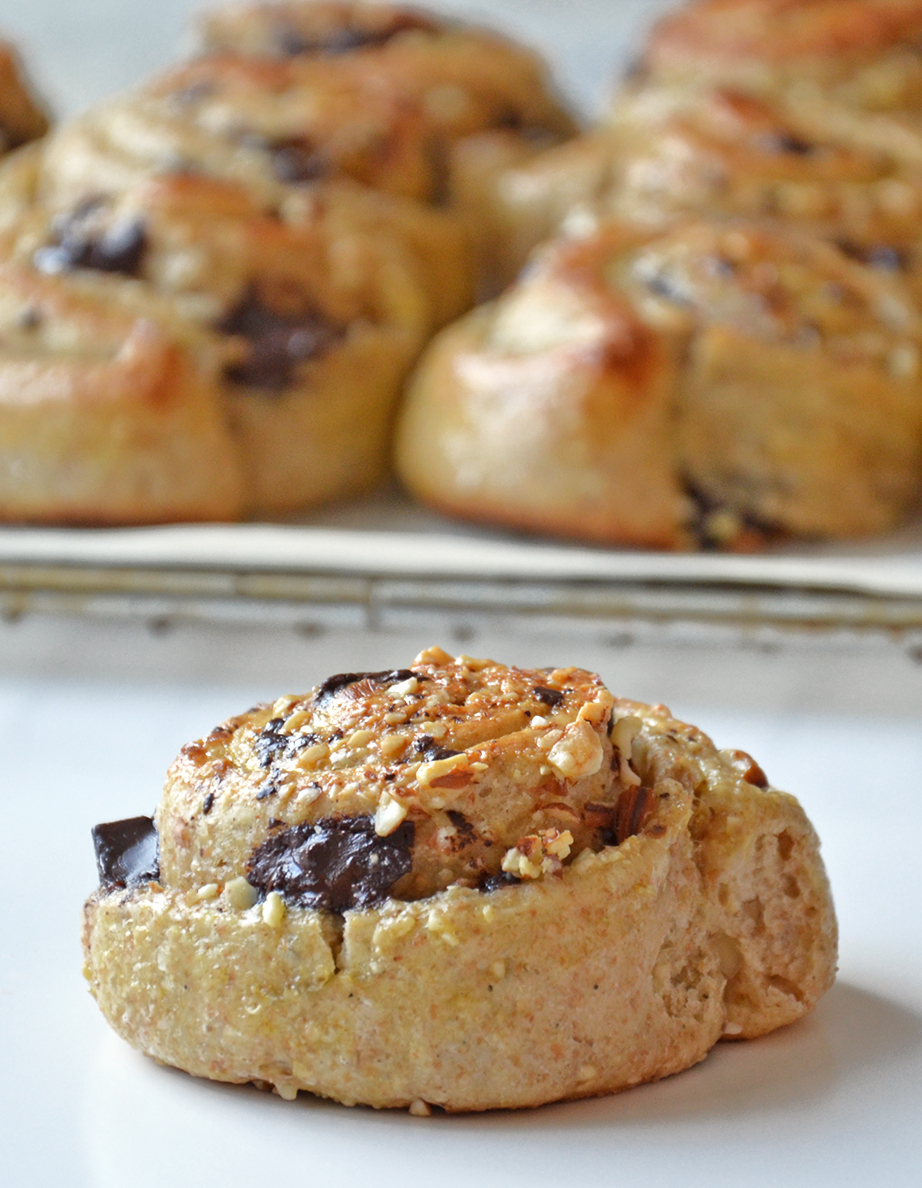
{"left": 313, "top": 669, "right": 420, "bottom": 703}
{"left": 414, "top": 735, "right": 462, "bottom": 762}
{"left": 247, "top": 816, "right": 414, "bottom": 912}
{"left": 479, "top": 870, "right": 520, "bottom": 893}
{"left": 757, "top": 130, "right": 816, "bottom": 156}
{"left": 268, "top": 138, "right": 330, "bottom": 184}
{"left": 273, "top": 14, "right": 435, "bottom": 57}
{"left": 533, "top": 685, "right": 564, "bottom": 709}
{"left": 255, "top": 717, "right": 318, "bottom": 767}
{"left": 35, "top": 213, "right": 148, "bottom": 278}
{"left": 219, "top": 287, "right": 344, "bottom": 390}
{"left": 202, "top": 792, "right": 215, "bottom": 815}
{"left": 92, "top": 816, "right": 160, "bottom": 889}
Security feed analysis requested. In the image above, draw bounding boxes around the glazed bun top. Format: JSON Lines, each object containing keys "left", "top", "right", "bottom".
{"left": 156, "top": 647, "right": 669, "bottom": 907}
{"left": 646, "top": 0, "right": 922, "bottom": 74}
{"left": 196, "top": 2, "right": 444, "bottom": 58}
{"left": 0, "top": 39, "right": 50, "bottom": 153}
{"left": 193, "top": 1, "right": 577, "bottom": 142}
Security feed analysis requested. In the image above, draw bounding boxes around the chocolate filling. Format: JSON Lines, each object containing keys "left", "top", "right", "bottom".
{"left": 268, "top": 138, "right": 330, "bottom": 184}
{"left": 684, "top": 481, "right": 783, "bottom": 550}
{"left": 837, "top": 239, "right": 908, "bottom": 273}
{"left": 414, "top": 735, "right": 462, "bottom": 762}
{"left": 314, "top": 669, "right": 422, "bottom": 703}
{"left": 533, "top": 685, "right": 564, "bottom": 708}
{"left": 757, "top": 131, "right": 817, "bottom": 156}
{"left": 92, "top": 816, "right": 160, "bottom": 889}
{"left": 478, "top": 870, "right": 520, "bottom": 893}
{"left": 219, "top": 288, "right": 344, "bottom": 390}
{"left": 247, "top": 816, "right": 414, "bottom": 912}
{"left": 35, "top": 211, "right": 148, "bottom": 278}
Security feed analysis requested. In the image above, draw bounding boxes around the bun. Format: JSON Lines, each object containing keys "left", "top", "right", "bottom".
{"left": 83, "top": 648, "right": 836, "bottom": 1111}
{"left": 0, "top": 172, "right": 456, "bottom": 520}
{"left": 396, "top": 219, "right": 922, "bottom": 547}
{"left": 0, "top": 39, "right": 49, "bottom": 155}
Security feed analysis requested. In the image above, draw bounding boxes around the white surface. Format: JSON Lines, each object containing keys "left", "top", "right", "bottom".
{"left": 1, "top": 620, "right": 921, "bottom": 1188}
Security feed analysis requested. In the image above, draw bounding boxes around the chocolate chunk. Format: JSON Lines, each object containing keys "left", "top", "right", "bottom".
{"left": 256, "top": 780, "right": 278, "bottom": 801}
{"left": 202, "top": 792, "right": 215, "bottom": 815}
{"left": 247, "top": 816, "right": 414, "bottom": 912}
{"left": 757, "top": 131, "right": 816, "bottom": 156}
{"left": 865, "top": 245, "right": 907, "bottom": 273}
{"left": 533, "top": 685, "right": 564, "bottom": 709}
{"left": 414, "top": 735, "right": 462, "bottom": 762}
{"left": 254, "top": 717, "right": 288, "bottom": 767}
{"left": 446, "top": 810, "right": 477, "bottom": 847}
{"left": 479, "top": 870, "right": 520, "bottom": 893}
{"left": 268, "top": 138, "right": 329, "bottom": 184}
{"left": 92, "top": 816, "right": 159, "bottom": 889}
{"left": 35, "top": 213, "right": 148, "bottom": 278}
{"left": 314, "top": 669, "right": 421, "bottom": 703}
{"left": 219, "top": 288, "right": 344, "bottom": 390}
{"left": 273, "top": 14, "right": 435, "bottom": 57}
{"left": 255, "top": 717, "right": 318, "bottom": 767}
{"left": 646, "top": 269, "right": 692, "bottom": 306}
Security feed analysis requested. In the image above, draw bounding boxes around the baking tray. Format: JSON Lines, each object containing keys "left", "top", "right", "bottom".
{"left": 2, "top": 491, "right": 922, "bottom": 645}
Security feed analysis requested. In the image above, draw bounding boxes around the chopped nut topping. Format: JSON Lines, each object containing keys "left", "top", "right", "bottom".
{"left": 413, "top": 645, "right": 453, "bottom": 666}
{"left": 384, "top": 711, "right": 407, "bottom": 726}
{"left": 456, "top": 654, "right": 493, "bottom": 672}
{"left": 390, "top": 677, "right": 418, "bottom": 698}
{"left": 379, "top": 733, "right": 407, "bottom": 757}
{"left": 374, "top": 793, "right": 409, "bottom": 837}
{"left": 192, "top": 882, "right": 219, "bottom": 903}
{"left": 347, "top": 729, "right": 376, "bottom": 747}
{"left": 536, "top": 728, "right": 564, "bottom": 751}
{"left": 547, "top": 720, "right": 603, "bottom": 779}
{"left": 610, "top": 715, "right": 643, "bottom": 787}
{"left": 262, "top": 890, "right": 286, "bottom": 928}
{"left": 282, "top": 709, "right": 312, "bottom": 734}
{"left": 417, "top": 751, "right": 469, "bottom": 787}
{"left": 502, "top": 828, "right": 574, "bottom": 879}
{"left": 298, "top": 742, "right": 330, "bottom": 769}
{"left": 409, "top": 1099, "right": 432, "bottom": 1117}
{"left": 225, "top": 875, "right": 259, "bottom": 910}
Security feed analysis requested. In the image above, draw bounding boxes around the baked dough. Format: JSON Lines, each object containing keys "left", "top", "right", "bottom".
{"left": 487, "top": 86, "right": 922, "bottom": 285}
{"left": 395, "top": 219, "right": 922, "bottom": 547}
{"left": 0, "top": 39, "right": 49, "bottom": 156}
{"left": 0, "top": 172, "right": 458, "bottom": 520}
{"left": 0, "top": 261, "right": 243, "bottom": 524}
{"left": 83, "top": 647, "right": 837, "bottom": 1112}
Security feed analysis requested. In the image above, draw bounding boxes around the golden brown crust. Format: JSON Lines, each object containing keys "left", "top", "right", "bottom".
{"left": 81, "top": 649, "right": 837, "bottom": 1111}
{"left": 397, "top": 218, "right": 922, "bottom": 547}
{"left": 0, "top": 263, "right": 244, "bottom": 524}
{"left": 0, "top": 170, "right": 462, "bottom": 521}
{"left": 194, "top": 1, "right": 577, "bottom": 143}
{"left": 0, "top": 40, "right": 49, "bottom": 153}
{"left": 646, "top": 0, "right": 922, "bottom": 72}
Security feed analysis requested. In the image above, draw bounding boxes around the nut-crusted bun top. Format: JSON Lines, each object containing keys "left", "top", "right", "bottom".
{"left": 646, "top": 0, "right": 922, "bottom": 74}
{"left": 194, "top": 2, "right": 576, "bottom": 142}
{"left": 156, "top": 647, "right": 663, "bottom": 906}
{"left": 609, "top": 87, "right": 922, "bottom": 246}
{"left": 612, "top": 218, "right": 922, "bottom": 353}
{"left": 0, "top": 40, "right": 49, "bottom": 153}
{"left": 197, "top": 1, "right": 440, "bottom": 58}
